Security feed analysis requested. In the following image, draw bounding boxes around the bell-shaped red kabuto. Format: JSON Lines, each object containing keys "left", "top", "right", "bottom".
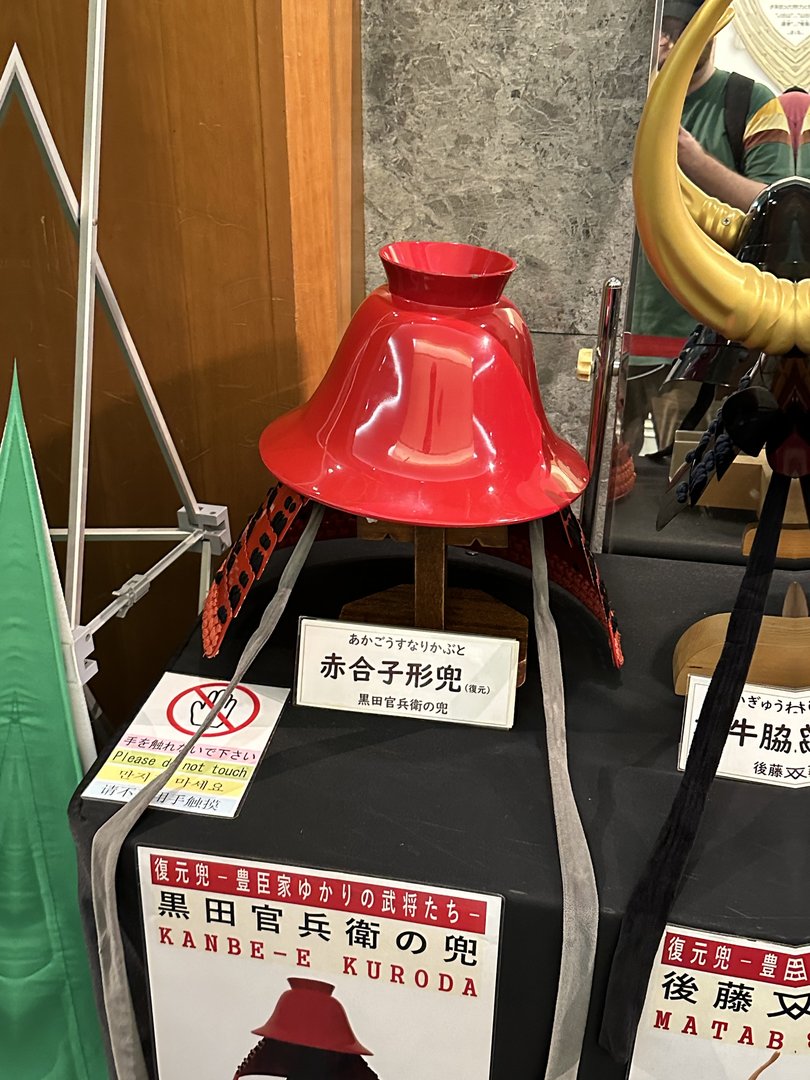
{"left": 251, "top": 979, "right": 372, "bottom": 1055}
{"left": 233, "top": 979, "right": 378, "bottom": 1079}
{"left": 259, "top": 241, "right": 588, "bottom": 527}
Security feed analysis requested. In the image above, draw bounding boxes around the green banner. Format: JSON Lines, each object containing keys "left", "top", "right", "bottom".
{"left": 0, "top": 369, "right": 106, "bottom": 1078}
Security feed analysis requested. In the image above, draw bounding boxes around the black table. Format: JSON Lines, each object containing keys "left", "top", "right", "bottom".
{"left": 605, "top": 455, "right": 810, "bottom": 576}
{"left": 70, "top": 540, "right": 809, "bottom": 1079}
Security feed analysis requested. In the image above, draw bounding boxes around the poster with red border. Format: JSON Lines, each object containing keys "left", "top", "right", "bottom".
{"left": 138, "top": 847, "right": 503, "bottom": 1079}
{"left": 629, "top": 926, "right": 810, "bottom": 1078}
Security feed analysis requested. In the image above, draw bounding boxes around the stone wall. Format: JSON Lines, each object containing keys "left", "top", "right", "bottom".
{"left": 362, "top": 0, "right": 655, "bottom": 451}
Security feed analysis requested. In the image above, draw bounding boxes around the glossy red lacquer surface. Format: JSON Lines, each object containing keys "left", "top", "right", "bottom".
{"left": 252, "top": 979, "right": 372, "bottom": 1056}
{"left": 259, "top": 241, "right": 588, "bottom": 527}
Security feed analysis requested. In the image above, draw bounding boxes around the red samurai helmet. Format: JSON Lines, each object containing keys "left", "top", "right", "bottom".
{"left": 258, "top": 241, "right": 588, "bottom": 528}
{"left": 232, "top": 980, "right": 378, "bottom": 1079}
{"left": 251, "top": 979, "right": 372, "bottom": 1056}
{"left": 202, "top": 241, "right": 621, "bottom": 665}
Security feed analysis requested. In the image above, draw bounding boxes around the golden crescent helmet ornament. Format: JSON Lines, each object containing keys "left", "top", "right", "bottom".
{"left": 633, "top": 0, "right": 803, "bottom": 353}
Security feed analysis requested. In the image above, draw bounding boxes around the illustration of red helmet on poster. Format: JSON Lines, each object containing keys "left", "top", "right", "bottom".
{"left": 233, "top": 979, "right": 378, "bottom": 1079}
{"left": 138, "top": 849, "right": 502, "bottom": 1080}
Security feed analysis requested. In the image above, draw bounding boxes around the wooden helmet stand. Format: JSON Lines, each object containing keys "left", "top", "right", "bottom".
{"left": 340, "top": 520, "right": 529, "bottom": 685}
{"left": 742, "top": 468, "right": 810, "bottom": 559}
{"left": 673, "top": 582, "right": 810, "bottom": 693}
{"left": 670, "top": 441, "right": 810, "bottom": 691}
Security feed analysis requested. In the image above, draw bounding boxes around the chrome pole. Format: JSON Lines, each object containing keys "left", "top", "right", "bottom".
{"left": 580, "top": 277, "right": 622, "bottom": 545}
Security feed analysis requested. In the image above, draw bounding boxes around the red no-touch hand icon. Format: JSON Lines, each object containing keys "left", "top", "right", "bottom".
{"left": 166, "top": 682, "right": 261, "bottom": 738}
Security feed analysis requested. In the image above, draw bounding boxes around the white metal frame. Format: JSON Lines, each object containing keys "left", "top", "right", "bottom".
{"left": 0, "top": 27, "right": 231, "bottom": 683}
{"left": 66, "top": 0, "right": 108, "bottom": 626}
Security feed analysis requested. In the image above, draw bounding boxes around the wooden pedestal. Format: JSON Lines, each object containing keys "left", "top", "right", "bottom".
{"left": 670, "top": 437, "right": 810, "bottom": 559}
{"left": 341, "top": 584, "right": 528, "bottom": 686}
{"left": 673, "top": 583, "right": 810, "bottom": 693}
{"left": 741, "top": 523, "right": 810, "bottom": 560}
{"left": 343, "top": 520, "right": 528, "bottom": 686}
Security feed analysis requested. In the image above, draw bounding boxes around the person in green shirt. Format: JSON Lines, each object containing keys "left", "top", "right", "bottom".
{"left": 623, "top": 0, "right": 793, "bottom": 455}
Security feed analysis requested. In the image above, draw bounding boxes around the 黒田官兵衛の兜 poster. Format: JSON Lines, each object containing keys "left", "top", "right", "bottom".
{"left": 138, "top": 848, "right": 502, "bottom": 1079}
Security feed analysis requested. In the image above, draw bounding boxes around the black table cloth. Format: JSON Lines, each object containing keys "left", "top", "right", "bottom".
{"left": 69, "top": 540, "right": 809, "bottom": 1079}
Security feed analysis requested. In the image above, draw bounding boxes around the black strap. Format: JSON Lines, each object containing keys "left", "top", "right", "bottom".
{"left": 724, "top": 72, "right": 755, "bottom": 173}
{"left": 801, "top": 475, "right": 810, "bottom": 528}
{"left": 600, "top": 470, "right": 791, "bottom": 1062}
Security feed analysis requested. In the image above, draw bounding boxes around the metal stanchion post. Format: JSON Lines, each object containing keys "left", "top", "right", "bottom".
{"left": 579, "top": 277, "right": 623, "bottom": 546}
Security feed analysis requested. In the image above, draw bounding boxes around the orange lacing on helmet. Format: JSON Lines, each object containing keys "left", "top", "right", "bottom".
{"left": 202, "top": 483, "right": 308, "bottom": 658}
{"left": 203, "top": 496, "right": 623, "bottom": 668}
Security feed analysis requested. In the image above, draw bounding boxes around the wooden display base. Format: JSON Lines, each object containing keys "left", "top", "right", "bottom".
{"left": 341, "top": 584, "right": 529, "bottom": 686}
{"left": 342, "top": 519, "right": 528, "bottom": 686}
{"left": 671, "top": 435, "right": 808, "bottom": 517}
{"left": 739, "top": 462, "right": 810, "bottom": 559}
{"left": 670, "top": 433, "right": 765, "bottom": 510}
{"left": 741, "top": 523, "right": 810, "bottom": 560}
{"left": 672, "top": 431, "right": 810, "bottom": 559}
{"left": 673, "top": 582, "right": 810, "bottom": 694}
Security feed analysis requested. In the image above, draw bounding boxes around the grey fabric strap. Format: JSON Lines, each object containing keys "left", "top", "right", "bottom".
{"left": 531, "top": 518, "right": 599, "bottom": 1080}
{"left": 89, "top": 503, "right": 325, "bottom": 1080}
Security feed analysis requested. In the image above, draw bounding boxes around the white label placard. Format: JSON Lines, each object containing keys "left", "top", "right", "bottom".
{"left": 139, "top": 847, "right": 502, "bottom": 1080}
{"left": 82, "top": 671, "right": 289, "bottom": 817}
{"left": 295, "top": 617, "right": 519, "bottom": 729}
{"left": 630, "top": 925, "right": 810, "bottom": 1077}
{"left": 679, "top": 675, "right": 810, "bottom": 788}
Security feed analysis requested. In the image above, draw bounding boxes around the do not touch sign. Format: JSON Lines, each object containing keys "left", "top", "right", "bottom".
{"left": 166, "top": 683, "right": 261, "bottom": 738}
{"left": 83, "top": 671, "right": 288, "bottom": 819}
